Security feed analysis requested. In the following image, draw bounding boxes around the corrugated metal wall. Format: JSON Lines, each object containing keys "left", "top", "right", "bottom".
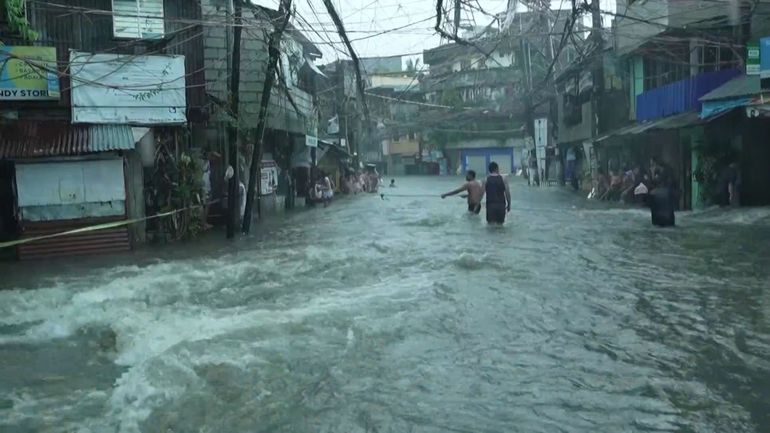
{"left": 636, "top": 69, "right": 741, "bottom": 122}
{"left": 18, "top": 221, "right": 130, "bottom": 260}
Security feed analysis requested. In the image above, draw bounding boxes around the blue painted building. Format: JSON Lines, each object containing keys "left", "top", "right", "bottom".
{"left": 460, "top": 147, "right": 515, "bottom": 175}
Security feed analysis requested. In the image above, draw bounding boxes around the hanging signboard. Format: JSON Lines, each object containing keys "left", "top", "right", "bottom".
{"left": 0, "top": 46, "right": 59, "bottom": 100}
{"left": 69, "top": 51, "right": 187, "bottom": 124}
{"left": 260, "top": 160, "right": 278, "bottom": 196}
{"left": 327, "top": 115, "right": 340, "bottom": 134}
{"left": 305, "top": 135, "right": 318, "bottom": 148}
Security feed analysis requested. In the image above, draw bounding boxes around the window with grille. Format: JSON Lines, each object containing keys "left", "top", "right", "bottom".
{"left": 112, "top": 0, "right": 165, "bottom": 39}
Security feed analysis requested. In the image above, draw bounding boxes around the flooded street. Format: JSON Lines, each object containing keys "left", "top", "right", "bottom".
{"left": 1, "top": 176, "right": 770, "bottom": 433}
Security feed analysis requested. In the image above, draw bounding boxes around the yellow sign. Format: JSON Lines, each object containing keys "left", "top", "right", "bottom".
{"left": 0, "top": 46, "right": 59, "bottom": 100}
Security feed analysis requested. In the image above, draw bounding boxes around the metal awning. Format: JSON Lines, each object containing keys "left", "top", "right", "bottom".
{"left": 318, "top": 139, "right": 351, "bottom": 159}
{"left": 305, "top": 58, "right": 327, "bottom": 78}
{"left": 698, "top": 75, "right": 770, "bottom": 119}
{"left": 595, "top": 111, "right": 709, "bottom": 144}
{"left": 700, "top": 75, "right": 760, "bottom": 102}
{"left": 0, "top": 122, "right": 136, "bottom": 159}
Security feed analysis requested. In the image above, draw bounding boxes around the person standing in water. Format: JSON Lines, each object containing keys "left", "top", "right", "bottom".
{"left": 485, "top": 162, "right": 511, "bottom": 224}
{"left": 441, "top": 170, "right": 484, "bottom": 214}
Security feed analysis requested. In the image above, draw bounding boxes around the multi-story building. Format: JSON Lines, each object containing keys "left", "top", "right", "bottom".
{"left": 200, "top": 0, "right": 324, "bottom": 210}
{"left": 317, "top": 59, "right": 368, "bottom": 166}
{"left": 588, "top": 0, "right": 769, "bottom": 209}
{"left": 421, "top": 7, "right": 580, "bottom": 177}
{"left": 0, "top": 0, "right": 324, "bottom": 259}
{"left": 0, "top": 0, "right": 204, "bottom": 258}
{"left": 364, "top": 56, "right": 425, "bottom": 175}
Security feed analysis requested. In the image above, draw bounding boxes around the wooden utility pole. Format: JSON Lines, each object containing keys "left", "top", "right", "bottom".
{"left": 242, "top": 0, "right": 292, "bottom": 234}
{"left": 453, "top": 0, "right": 462, "bottom": 37}
{"left": 226, "top": 0, "right": 243, "bottom": 239}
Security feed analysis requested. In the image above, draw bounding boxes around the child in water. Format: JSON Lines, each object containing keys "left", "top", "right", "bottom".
{"left": 441, "top": 170, "right": 484, "bottom": 214}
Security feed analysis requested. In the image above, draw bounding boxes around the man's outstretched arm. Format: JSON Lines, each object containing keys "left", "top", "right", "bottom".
{"left": 441, "top": 183, "right": 468, "bottom": 199}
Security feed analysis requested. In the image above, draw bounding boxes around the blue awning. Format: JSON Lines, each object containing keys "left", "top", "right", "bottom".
{"left": 700, "top": 97, "right": 753, "bottom": 119}
{"left": 698, "top": 74, "right": 770, "bottom": 119}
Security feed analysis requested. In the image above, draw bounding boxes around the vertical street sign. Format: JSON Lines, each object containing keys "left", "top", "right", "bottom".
{"left": 747, "top": 42, "right": 760, "bottom": 75}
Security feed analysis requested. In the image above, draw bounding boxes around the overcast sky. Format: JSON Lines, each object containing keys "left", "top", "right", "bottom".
{"left": 253, "top": 0, "right": 616, "bottom": 67}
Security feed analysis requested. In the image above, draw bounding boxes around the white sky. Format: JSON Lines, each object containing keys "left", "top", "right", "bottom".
{"left": 253, "top": 0, "right": 616, "bottom": 67}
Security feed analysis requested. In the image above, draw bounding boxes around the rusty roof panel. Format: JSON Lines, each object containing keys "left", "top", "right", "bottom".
{"left": 0, "top": 122, "right": 135, "bottom": 159}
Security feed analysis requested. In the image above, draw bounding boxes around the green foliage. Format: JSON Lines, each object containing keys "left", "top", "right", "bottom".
{"left": 147, "top": 139, "right": 204, "bottom": 241}
{"left": 2, "top": 0, "right": 38, "bottom": 41}
{"left": 693, "top": 138, "right": 737, "bottom": 206}
{"left": 426, "top": 128, "right": 450, "bottom": 150}
{"left": 439, "top": 89, "right": 463, "bottom": 109}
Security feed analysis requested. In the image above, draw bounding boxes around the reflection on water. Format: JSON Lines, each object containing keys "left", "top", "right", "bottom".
{"left": 1, "top": 177, "right": 769, "bottom": 433}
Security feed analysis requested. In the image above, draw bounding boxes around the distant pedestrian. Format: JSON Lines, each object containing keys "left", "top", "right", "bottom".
{"left": 718, "top": 162, "right": 740, "bottom": 207}
{"left": 485, "top": 162, "right": 511, "bottom": 225}
{"left": 527, "top": 151, "right": 538, "bottom": 187}
{"left": 647, "top": 186, "right": 675, "bottom": 227}
{"left": 320, "top": 172, "right": 334, "bottom": 207}
{"left": 200, "top": 153, "right": 215, "bottom": 231}
{"left": 389, "top": 179, "right": 396, "bottom": 188}
{"left": 565, "top": 146, "right": 576, "bottom": 182}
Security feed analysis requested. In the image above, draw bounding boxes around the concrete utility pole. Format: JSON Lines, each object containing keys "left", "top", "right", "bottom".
{"left": 590, "top": 0, "right": 604, "bottom": 149}
{"left": 242, "top": 0, "right": 293, "bottom": 234}
{"left": 226, "top": 0, "right": 243, "bottom": 239}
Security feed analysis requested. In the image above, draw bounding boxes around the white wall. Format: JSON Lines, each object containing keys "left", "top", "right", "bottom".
{"left": 369, "top": 75, "right": 414, "bottom": 88}
{"left": 16, "top": 159, "right": 126, "bottom": 222}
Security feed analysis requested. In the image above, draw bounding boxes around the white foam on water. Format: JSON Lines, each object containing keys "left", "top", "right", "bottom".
{"left": 0, "top": 389, "right": 109, "bottom": 431}
{"left": 681, "top": 206, "right": 770, "bottom": 225}
{"left": 1, "top": 249, "right": 430, "bottom": 433}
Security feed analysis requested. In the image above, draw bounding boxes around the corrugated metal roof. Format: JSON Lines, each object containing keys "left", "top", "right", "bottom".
{"left": 597, "top": 111, "right": 707, "bottom": 144}
{"left": 700, "top": 75, "right": 760, "bottom": 102}
{"left": 0, "top": 122, "right": 135, "bottom": 159}
{"left": 89, "top": 124, "right": 136, "bottom": 152}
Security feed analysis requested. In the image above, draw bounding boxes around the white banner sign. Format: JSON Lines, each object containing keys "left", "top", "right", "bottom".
{"left": 70, "top": 51, "right": 187, "bottom": 124}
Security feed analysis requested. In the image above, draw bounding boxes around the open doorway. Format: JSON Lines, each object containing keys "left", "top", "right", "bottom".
{"left": 0, "top": 161, "right": 19, "bottom": 243}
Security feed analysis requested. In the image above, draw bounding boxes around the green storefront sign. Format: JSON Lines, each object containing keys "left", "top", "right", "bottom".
{"left": 747, "top": 42, "right": 760, "bottom": 76}
{"left": 0, "top": 46, "right": 60, "bottom": 100}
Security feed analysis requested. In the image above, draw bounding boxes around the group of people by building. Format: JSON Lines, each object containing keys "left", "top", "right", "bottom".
{"left": 308, "top": 171, "right": 335, "bottom": 207}
{"left": 588, "top": 158, "right": 671, "bottom": 205}
{"left": 340, "top": 168, "right": 381, "bottom": 195}
{"left": 586, "top": 157, "right": 686, "bottom": 227}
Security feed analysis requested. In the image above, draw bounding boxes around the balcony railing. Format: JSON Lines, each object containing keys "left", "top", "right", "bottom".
{"left": 636, "top": 68, "right": 740, "bottom": 122}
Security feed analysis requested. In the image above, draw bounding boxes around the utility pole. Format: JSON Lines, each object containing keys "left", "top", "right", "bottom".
{"left": 589, "top": 0, "right": 604, "bottom": 176}
{"left": 226, "top": 0, "right": 243, "bottom": 239}
{"left": 454, "top": 0, "right": 462, "bottom": 37}
{"left": 323, "top": 0, "right": 371, "bottom": 164}
{"left": 242, "top": 0, "right": 292, "bottom": 234}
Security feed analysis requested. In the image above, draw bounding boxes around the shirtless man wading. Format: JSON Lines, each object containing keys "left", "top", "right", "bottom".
{"left": 441, "top": 170, "right": 484, "bottom": 214}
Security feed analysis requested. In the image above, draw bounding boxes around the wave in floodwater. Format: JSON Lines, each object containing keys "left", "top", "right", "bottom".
{"left": 1, "top": 177, "right": 770, "bottom": 433}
